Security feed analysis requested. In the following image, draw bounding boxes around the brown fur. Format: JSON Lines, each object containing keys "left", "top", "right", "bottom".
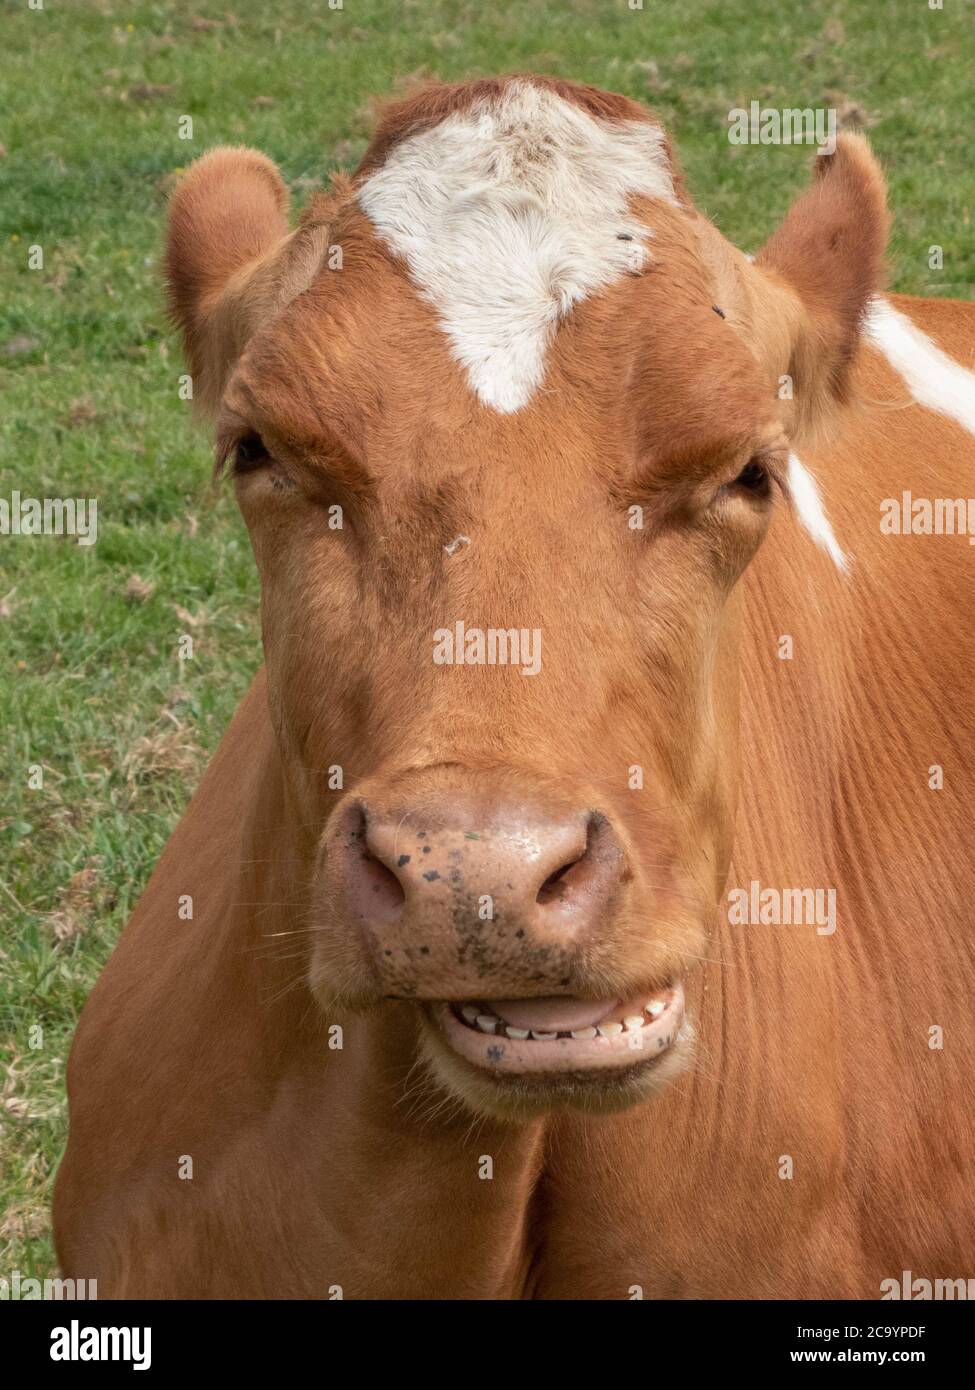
{"left": 55, "top": 76, "right": 975, "bottom": 1298}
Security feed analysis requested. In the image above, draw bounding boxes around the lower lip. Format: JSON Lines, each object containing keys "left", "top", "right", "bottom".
{"left": 430, "top": 982, "right": 685, "bottom": 1076}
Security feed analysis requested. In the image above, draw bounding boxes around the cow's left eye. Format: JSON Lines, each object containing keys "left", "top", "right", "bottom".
{"left": 730, "top": 458, "right": 770, "bottom": 498}
{"left": 233, "top": 433, "right": 270, "bottom": 473}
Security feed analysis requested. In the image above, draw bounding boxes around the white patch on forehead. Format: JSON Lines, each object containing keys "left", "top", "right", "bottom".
{"left": 787, "top": 453, "right": 848, "bottom": 572}
{"left": 865, "top": 296, "right": 975, "bottom": 436}
{"left": 357, "top": 81, "right": 677, "bottom": 412}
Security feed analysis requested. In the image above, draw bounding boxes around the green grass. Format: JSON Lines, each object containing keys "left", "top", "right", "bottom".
{"left": 1, "top": 0, "right": 972, "bottom": 1280}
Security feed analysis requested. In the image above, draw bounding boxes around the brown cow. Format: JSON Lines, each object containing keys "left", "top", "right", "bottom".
{"left": 54, "top": 76, "right": 975, "bottom": 1299}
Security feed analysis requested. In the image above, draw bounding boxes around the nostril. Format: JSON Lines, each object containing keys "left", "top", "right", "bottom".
{"left": 349, "top": 804, "right": 407, "bottom": 922}
{"left": 535, "top": 812, "right": 623, "bottom": 912}
{"left": 360, "top": 849, "right": 407, "bottom": 914}
{"left": 536, "top": 859, "right": 582, "bottom": 904}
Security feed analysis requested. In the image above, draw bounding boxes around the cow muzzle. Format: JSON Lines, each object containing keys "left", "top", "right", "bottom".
{"left": 321, "top": 791, "right": 626, "bottom": 996}
{"left": 312, "top": 784, "right": 689, "bottom": 1097}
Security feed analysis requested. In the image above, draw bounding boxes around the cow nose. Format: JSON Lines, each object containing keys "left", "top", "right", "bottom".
{"left": 361, "top": 808, "right": 607, "bottom": 922}
{"left": 328, "top": 797, "right": 625, "bottom": 994}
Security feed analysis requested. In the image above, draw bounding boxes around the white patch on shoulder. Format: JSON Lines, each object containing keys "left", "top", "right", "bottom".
{"left": 786, "top": 453, "right": 848, "bottom": 572}
{"left": 865, "top": 296, "right": 975, "bottom": 436}
{"left": 357, "top": 81, "right": 677, "bottom": 412}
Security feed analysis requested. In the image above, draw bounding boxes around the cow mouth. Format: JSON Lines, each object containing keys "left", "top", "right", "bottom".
{"left": 428, "top": 981, "right": 685, "bottom": 1076}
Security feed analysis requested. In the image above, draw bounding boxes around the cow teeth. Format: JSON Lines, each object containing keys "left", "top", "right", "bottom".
{"left": 476, "top": 1015, "right": 498, "bottom": 1033}
{"left": 624, "top": 1015, "right": 645, "bottom": 1030}
{"left": 646, "top": 1000, "right": 665, "bottom": 1018}
{"left": 461, "top": 1005, "right": 480, "bottom": 1024}
{"left": 505, "top": 1027, "right": 530, "bottom": 1039}
{"left": 597, "top": 1021, "right": 623, "bottom": 1038}
{"left": 530, "top": 1031, "right": 558, "bottom": 1041}
{"left": 570, "top": 1027, "right": 597, "bottom": 1040}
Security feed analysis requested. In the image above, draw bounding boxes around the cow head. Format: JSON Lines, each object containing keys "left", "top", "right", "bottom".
{"left": 166, "top": 78, "right": 887, "bottom": 1118}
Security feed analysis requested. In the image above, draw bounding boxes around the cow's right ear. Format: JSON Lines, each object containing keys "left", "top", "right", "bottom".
{"left": 165, "top": 148, "right": 291, "bottom": 416}
{"left": 750, "top": 134, "right": 889, "bottom": 444}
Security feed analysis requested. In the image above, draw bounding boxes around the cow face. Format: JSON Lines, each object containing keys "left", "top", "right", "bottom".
{"left": 166, "top": 79, "right": 887, "bottom": 1118}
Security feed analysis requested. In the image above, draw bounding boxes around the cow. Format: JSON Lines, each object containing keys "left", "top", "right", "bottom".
{"left": 53, "top": 75, "right": 975, "bottom": 1299}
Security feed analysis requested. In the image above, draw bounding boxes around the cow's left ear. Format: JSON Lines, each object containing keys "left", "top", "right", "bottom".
{"left": 753, "top": 134, "right": 889, "bottom": 442}
{"left": 165, "top": 147, "right": 333, "bottom": 417}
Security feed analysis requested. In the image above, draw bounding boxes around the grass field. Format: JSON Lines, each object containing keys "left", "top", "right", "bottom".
{"left": 1, "top": 0, "right": 972, "bottom": 1280}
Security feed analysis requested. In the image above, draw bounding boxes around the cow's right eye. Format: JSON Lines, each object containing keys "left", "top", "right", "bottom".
{"left": 233, "top": 433, "right": 270, "bottom": 473}
{"left": 731, "top": 458, "right": 771, "bottom": 497}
